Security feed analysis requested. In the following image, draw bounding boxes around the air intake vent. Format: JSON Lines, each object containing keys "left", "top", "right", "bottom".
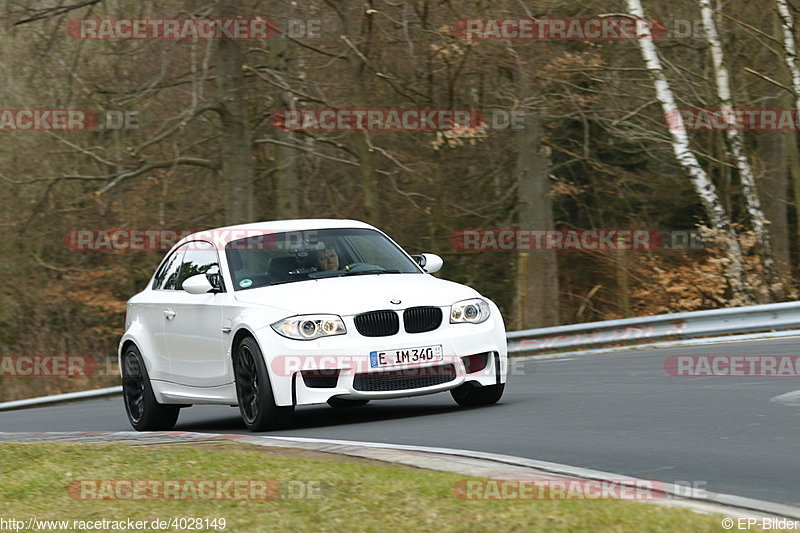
{"left": 354, "top": 310, "right": 400, "bottom": 337}
{"left": 403, "top": 306, "right": 443, "bottom": 333}
{"left": 353, "top": 364, "right": 457, "bottom": 391}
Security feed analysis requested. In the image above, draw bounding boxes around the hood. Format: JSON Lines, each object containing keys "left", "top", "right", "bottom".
{"left": 233, "top": 273, "right": 478, "bottom": 316}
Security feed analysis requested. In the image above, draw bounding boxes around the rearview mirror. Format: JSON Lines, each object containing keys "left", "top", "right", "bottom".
{"left": 413, "top": 253, "right": 443, "bottom": 274}
{"left": 183, "top": 274, "right": 214, "bottom": 294}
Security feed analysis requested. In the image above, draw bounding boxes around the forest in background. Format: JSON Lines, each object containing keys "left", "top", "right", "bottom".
{"left": 2, "top": 0, "right": 800, "bottom": 400}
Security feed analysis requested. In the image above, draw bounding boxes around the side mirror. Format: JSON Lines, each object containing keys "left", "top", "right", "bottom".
{"left": 183, "top": 274, "right": 214, "bottom": 294}
{"left": 413, "top": 253, "right": 443, "bottom": 274}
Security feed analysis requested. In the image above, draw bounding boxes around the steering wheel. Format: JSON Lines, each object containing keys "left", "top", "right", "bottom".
{"left": 343, "top": 262, "right": 372, "bottom": 272}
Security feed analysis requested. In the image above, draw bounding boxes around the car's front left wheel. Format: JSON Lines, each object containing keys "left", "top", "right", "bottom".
{"left": 122, "top": 345, "right": 180, "bottom": 431}
{"left": 233, "top": 336, "right": 294, "bottom": 431}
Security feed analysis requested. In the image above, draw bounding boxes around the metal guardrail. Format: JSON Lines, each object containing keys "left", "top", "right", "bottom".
{"left": 507, "top": 301, "right": 800, "bottom": 355}
{"left": 3, "top": 301, "right": 800, "bottom": 411}
{"left": 0, "top": 386, "right": 122, "bottom": 412}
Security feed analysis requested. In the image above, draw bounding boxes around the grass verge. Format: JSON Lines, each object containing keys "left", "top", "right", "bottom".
{"left": 0, "top": 442, "right": 748, "bottom": 532}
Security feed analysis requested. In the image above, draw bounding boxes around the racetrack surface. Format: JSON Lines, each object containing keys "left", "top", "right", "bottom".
{"left": 1, "top": 337, "right": 798, "bottom": 506}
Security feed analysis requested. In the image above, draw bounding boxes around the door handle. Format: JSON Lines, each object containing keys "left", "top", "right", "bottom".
{"left": 164, "top": 309, "right": 176, "bottom": 320}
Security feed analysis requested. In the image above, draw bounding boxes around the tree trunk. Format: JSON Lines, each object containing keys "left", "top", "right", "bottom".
{"left": 615, "top": 250, "right": 631, "bottom": 317}
{"left": 777, "top": 0, "right": 800, "bottom": 112}
{"left": 775, "top": 2, "right": 800, "bottom": 268}
{"left": 515, "top": 110, "right": 559, "bottom": 328}
{"left": 786, "top": 127, "right": 800, "bottom": 256}
{"left": 214, "top": 0, "right": 254, "bottom": 225}
{"left": 271, "top": 36, "right": 299, "bottom": 219}
{"left": 353, "top": 131, "right": 379, "bottom": 225}
{"left": 756, "top": 94, "right": 791, "bottom": 279}
{"left": 348, "top": 18, "right": 379, "bottom": 225}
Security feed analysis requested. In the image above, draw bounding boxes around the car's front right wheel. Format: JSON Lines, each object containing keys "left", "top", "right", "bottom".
{"left": 450, "top": 382, "right": 505, "bottom": 407}
{"left": 233, "top": 336, "right": 294, "bottom": 431}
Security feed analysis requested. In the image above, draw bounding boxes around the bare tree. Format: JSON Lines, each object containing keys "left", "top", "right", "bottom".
{"left": 624, "top": 0, "right": 751, "bottom": 303}
{"left": 698, "top": 0, "right": 783, "bottom": 300}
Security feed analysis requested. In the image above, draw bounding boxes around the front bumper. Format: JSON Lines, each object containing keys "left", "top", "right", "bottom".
{"left": 256, "top": 312, "right": 508, "bottom": 406}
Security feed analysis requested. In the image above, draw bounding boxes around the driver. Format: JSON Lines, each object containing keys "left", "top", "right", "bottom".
{"left": 314, "top": 244, "right": 340, "bottom": 271}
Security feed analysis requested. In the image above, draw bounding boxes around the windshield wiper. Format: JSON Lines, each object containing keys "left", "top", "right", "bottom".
{"left": 306, "top": 268, "right": 351, "bottom": 278}
{"left": 309, "top": 268, "right": 404, "bottom": 279}
{"left": 343, "top": 269, "right": 402, "bottom": 276}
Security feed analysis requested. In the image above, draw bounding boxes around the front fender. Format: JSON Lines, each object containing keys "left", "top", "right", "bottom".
{"left": 226, "top": 309, "right": 296, "bottom": 407}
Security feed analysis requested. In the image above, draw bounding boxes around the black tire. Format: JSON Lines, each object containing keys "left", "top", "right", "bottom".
{"left": 121, "top": 345, "right": 180, "bottom": 431}
{"left": 233, "top": 336, "right": 294, "bottom": 431}
{"left": 450, "top": 382, "right": 505, "bottom": 407}
{"left": 327, "top": 398, "right": 370, "bottom": 408}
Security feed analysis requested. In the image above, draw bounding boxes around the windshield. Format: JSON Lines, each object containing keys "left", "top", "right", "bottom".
{"left": 225, "top": 228, "right": 421, "bottom": 290}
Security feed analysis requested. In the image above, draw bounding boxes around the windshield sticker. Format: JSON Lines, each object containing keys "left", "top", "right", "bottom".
{"left": 239, "top": 279, "right": 253, "bottom": 288}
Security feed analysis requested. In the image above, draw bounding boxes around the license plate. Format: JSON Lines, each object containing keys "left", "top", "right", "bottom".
{"left": 369, "top": 345, "right": 444, "bottom": 368}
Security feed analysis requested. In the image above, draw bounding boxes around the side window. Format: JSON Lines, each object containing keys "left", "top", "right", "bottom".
{"left": 175, "top": 241, "right": 220, "bottom": 291}
{"left": 153, "top": 245, "right": 187, "bottom": 290}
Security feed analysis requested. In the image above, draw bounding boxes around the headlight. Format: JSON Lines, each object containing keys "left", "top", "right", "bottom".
{"left": 450, "top": 298, "right": 491, "bottom": 324}
{"left": 271, "top": 315, "right": 347, "bottom": 340}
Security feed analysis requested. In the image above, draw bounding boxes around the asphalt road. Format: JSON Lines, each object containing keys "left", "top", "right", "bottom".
{"left": 2, "top": 337, "right": 799, "bottom": 506}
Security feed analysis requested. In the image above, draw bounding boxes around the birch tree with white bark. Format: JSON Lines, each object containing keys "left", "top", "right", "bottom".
{"left": 698, "top": 0, "right": 784, "bottom": 300}
{"left": 777, "top": 0, "right": 800, "bottom": 113}
{"left": 623, "top": 0, "right": 751, "bottom": 303}
{"left": 774, "top": 0, "right": 800, "bottom": 257}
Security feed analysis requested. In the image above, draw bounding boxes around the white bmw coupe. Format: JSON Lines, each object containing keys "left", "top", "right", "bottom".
{"left": 119, "top": 219, "right": 508, "bottom": 431}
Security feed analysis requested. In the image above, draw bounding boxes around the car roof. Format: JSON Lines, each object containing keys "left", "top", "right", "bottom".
{"left": 175, "top": 218, "right": 378, "bottom": 247}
